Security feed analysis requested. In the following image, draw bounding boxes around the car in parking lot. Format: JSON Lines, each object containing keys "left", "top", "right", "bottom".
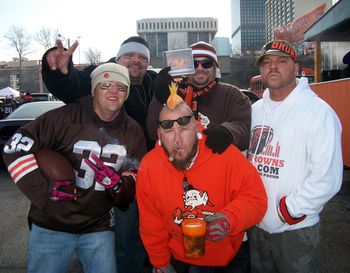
{"left": 0, "top": 101, "right": 64, "bottom": 165}
{"left": 31, "top": 92, "right": 57, "bottom": 101}
{"left": 241, "top": 89, "right": 261, "bottom": 104}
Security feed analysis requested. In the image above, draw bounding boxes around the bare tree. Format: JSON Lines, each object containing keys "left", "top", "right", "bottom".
{"left": 85, "top": 48, "right": 102, "bottom": 65}
{"left": 34, "top": 27, "right": 58, "bottom": 50}
{"left": 3, "top": 25, "right": 32, "bottom": 89}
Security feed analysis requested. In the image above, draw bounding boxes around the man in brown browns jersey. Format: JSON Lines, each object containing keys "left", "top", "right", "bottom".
{"left": 2, "top": 63, "right": 146, "bottom": 273}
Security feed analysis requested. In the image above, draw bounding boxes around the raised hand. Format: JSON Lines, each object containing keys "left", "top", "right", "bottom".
{"left": 46, "top": 39, "right": 79, "bottom": 74}
{"left": 152, "top": 66, "right": 174, "bottom": 104}
{"left": 84, "top": 154, "right": 121, "bottom": 189}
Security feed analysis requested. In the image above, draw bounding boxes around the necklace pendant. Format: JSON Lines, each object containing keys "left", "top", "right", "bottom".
{"left": 183, "top": 176, "right": 188, "bottom": 192}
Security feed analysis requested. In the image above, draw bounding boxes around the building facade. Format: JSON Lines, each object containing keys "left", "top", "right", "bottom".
{"left": 137, "top": 17, "right": 218, "bottom": 58}
{"left": 231, "top": 0, "right": 265, "bottom": 54}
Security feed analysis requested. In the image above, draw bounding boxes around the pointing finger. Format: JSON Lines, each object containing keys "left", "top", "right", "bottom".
{"left": 66, "top": 40, "right": 79, "bottom": 57}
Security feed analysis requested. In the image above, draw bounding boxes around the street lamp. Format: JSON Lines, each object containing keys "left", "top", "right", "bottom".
{"left": 77, "top": 36, "right": 81, "bottom": 66}
{"left": 57, "top": 33, "right": 70, "bottom": 48}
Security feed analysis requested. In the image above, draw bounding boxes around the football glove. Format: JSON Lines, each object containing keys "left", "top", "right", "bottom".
{"left": 152, "top": 66, "right": 174, "bottom": 104}
{"left": 204, "top": 212, "right": 230, "bottom": 242}
{"left": 278, "top": 196, "right": 306, "bottom": 225}
{"left": 84, "top": 154, "right": 121, "bottom": 190}
{"left": 203, "top": 125, "right": 233, "bottom": 154}
{"left": 50, "top": 180, "right": 79, "bottom": 201}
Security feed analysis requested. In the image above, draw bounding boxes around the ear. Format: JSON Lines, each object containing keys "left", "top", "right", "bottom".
{"left": 294, "top": 63, "right": 300, "bottom": 76}
{"left": 157, "top": 129, "right": 161, "bottom": 146}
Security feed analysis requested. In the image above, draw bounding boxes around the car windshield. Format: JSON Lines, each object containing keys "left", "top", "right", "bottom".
{"left": 6, "top": 101, "right": 64, "bottom": 119}
{"left": 32, "top": 94, "right": 50, "bottom": 101}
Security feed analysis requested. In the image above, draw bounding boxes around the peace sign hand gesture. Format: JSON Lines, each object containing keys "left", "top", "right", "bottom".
{"left": 46, "top": 39, "right": 79, "bottom": 75}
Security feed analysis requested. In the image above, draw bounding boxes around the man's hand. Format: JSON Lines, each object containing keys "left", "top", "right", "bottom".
{"left": 46, "top": 39, "right": 79, "bottom": 74}
{"left": 50, "top": 180, "right": 79, "bottom": 201}
{"left": 84, "top": 154, "right": 120, "bottom": 189}
{"left": 204, "top": 212, "right": 230, "bottom": 242}
{"left": 278, "top": 196, "right": 306, "bottom": 225}
{"left": 153, "top": 264, "right": 177, "bottom": 273}
{"left": 113, "top": 172, "right": 136, "bottom": 209}
{"left": 152, "top": 66, "right": 174, "bottom": 104}
{"left": 203, "top": 125, "right": 233, "bottom": 154}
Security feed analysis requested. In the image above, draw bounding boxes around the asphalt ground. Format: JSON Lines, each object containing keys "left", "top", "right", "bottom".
{"left": 0, "top": 168, "right": 349, "bottom": 273}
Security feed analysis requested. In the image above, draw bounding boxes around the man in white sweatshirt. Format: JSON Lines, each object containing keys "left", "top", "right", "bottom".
{"left": 247, "top": 40, "right": 343, "bottom": 273}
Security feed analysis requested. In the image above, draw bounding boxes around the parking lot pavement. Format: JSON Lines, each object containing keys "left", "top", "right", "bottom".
{"left": 0, "top": 168, "right": 349, "bottom": 273}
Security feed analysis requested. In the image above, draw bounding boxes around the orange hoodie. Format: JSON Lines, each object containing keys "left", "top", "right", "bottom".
{"left": 136, "top": 135, "right": 267, "bottom": 267}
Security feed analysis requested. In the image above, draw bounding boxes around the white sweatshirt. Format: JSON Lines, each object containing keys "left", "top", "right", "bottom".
{"left": 248, "top": 77, "right": 343, "bottom": 234}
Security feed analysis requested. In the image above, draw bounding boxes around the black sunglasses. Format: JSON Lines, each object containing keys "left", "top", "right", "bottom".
{"left": 159, "top": 115, "right": 193, "bottom": 129}
{"left": 194, "top": 59, "right": 214, "bottom": 69}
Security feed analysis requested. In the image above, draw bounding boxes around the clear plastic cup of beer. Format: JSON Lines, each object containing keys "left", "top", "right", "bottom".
{"left": 181, "top": 218, "right": 206, "bottom": 258}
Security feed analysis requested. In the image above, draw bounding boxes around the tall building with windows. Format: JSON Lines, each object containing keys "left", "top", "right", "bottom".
{"left": 137, "top": 18, "right": 218, "bottom": 58}
{"left": 231, "top": 0, "right": 265, "bottom": 54}
{"left": 265, "top": 0, "right": 332, "bottom": 41}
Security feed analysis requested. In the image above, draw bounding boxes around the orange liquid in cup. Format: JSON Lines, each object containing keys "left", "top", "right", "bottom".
{"left": 181, "top": 218, "right": 206, "bottom": 258}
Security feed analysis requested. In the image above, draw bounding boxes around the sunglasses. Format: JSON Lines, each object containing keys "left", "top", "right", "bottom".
{"left": 100, "top": 81, "right": 127, "bottom": 92}
{"left": 158, "top": 115, "right": 193, "bottom": 129}
{"left": 194, "top": 59, "right": 214, "bottom": 69}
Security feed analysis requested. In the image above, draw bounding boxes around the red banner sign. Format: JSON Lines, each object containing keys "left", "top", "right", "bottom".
{"left": 273, "top": 3, "right": 327, "bottom": 43}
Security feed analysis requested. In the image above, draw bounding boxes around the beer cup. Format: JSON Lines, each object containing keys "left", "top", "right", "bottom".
{"left": 181, "top": 218, "right": 206, "bottom": 258}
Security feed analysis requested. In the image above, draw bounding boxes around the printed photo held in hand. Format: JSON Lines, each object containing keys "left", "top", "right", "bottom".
{"left": 164, "top": 48, "right": 195, "bottom": 77}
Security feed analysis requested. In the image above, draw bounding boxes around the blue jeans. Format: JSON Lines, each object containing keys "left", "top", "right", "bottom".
{"left": 28, "top": 224, "right": 117, "bottom": 273}
{"left": 114, "top": 200, "right": 146, "bottom": 273}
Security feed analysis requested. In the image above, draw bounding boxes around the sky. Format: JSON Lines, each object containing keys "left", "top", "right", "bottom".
{"left": 0, "top": 0, "right": 232, "bottom": 64}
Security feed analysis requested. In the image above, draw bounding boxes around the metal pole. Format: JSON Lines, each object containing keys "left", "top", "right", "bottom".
{"left": 314, "top": 39, "right": 321, "bottom": 83}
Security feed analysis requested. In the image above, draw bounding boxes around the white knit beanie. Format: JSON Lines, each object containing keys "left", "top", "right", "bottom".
{"left": 90, "top": 63, "right": 130, "bottom": 99}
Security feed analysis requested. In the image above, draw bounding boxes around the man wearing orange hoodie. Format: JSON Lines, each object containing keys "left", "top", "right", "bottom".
{"left": 136, "top": 100, "right": 267, "bottom": 273}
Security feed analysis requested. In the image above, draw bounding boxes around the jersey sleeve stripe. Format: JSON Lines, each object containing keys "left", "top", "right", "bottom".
{"left": 8, "top": 154, "right": 39, "bottom": 183}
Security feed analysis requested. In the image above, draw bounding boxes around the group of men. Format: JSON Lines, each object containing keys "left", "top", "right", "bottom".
{"left": 2, "top": 34, "right": 343, "bottom": 273}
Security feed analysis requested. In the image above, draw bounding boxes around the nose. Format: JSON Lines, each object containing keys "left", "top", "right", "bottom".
{"left": 172, "top": 125, "right": 182, "bottom": 147}
{"left": 267, "top": 61, "right": 279, "bottom": 69}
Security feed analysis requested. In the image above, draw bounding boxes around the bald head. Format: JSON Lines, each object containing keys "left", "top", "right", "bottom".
{"left": 159, "top": 102, "right": 193, "bottom": 122}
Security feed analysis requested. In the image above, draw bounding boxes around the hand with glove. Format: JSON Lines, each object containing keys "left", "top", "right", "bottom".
{"left": 152, "top": 66, "right": 175, "bottom": 104}
{"left": 204, "top": 212, "right": 230, "bottom": 242}
{"left": 84, "top": 154, "right": 136, "bottom": 208}
{"left": 113, "top": 171, "right": 136, "bottom": 209}
{"left": 50, "top": 180, "right": 79, "bottom": 201}
{"left": 203, "top": 125, "right": 233, "bottom": 154}
{"left": 277, "top": 196, "right": 306, "bottom": 225}
{"left": 153, "top": 264, "right": 177, "bottom": 273}
{"left": 84, "top": 154, "right": 121, "bottom": 190}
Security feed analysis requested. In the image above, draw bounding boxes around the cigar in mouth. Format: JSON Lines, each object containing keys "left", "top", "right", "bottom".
{"left": 168, "top": 148, "right": 178, "bottom": 162}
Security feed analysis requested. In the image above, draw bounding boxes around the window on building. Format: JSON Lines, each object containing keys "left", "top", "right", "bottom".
{"left": 188, "top": 32, "right": 198, "bottom": 46}
{"left": 157, "top": 33, "right": 168, "bottom": 57}
{"left": 198, "top": 32, "right": 209, "bottom": 43}
{"left": 146, "top": 33, "right": 157, "bottom": 57}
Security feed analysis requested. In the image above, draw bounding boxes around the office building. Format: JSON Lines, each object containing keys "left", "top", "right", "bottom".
{"left": 137, "top": 17, "right": 218, "bottom": 58}
{"left": 231, "top": 0, "right": 265, "bottom": 54}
